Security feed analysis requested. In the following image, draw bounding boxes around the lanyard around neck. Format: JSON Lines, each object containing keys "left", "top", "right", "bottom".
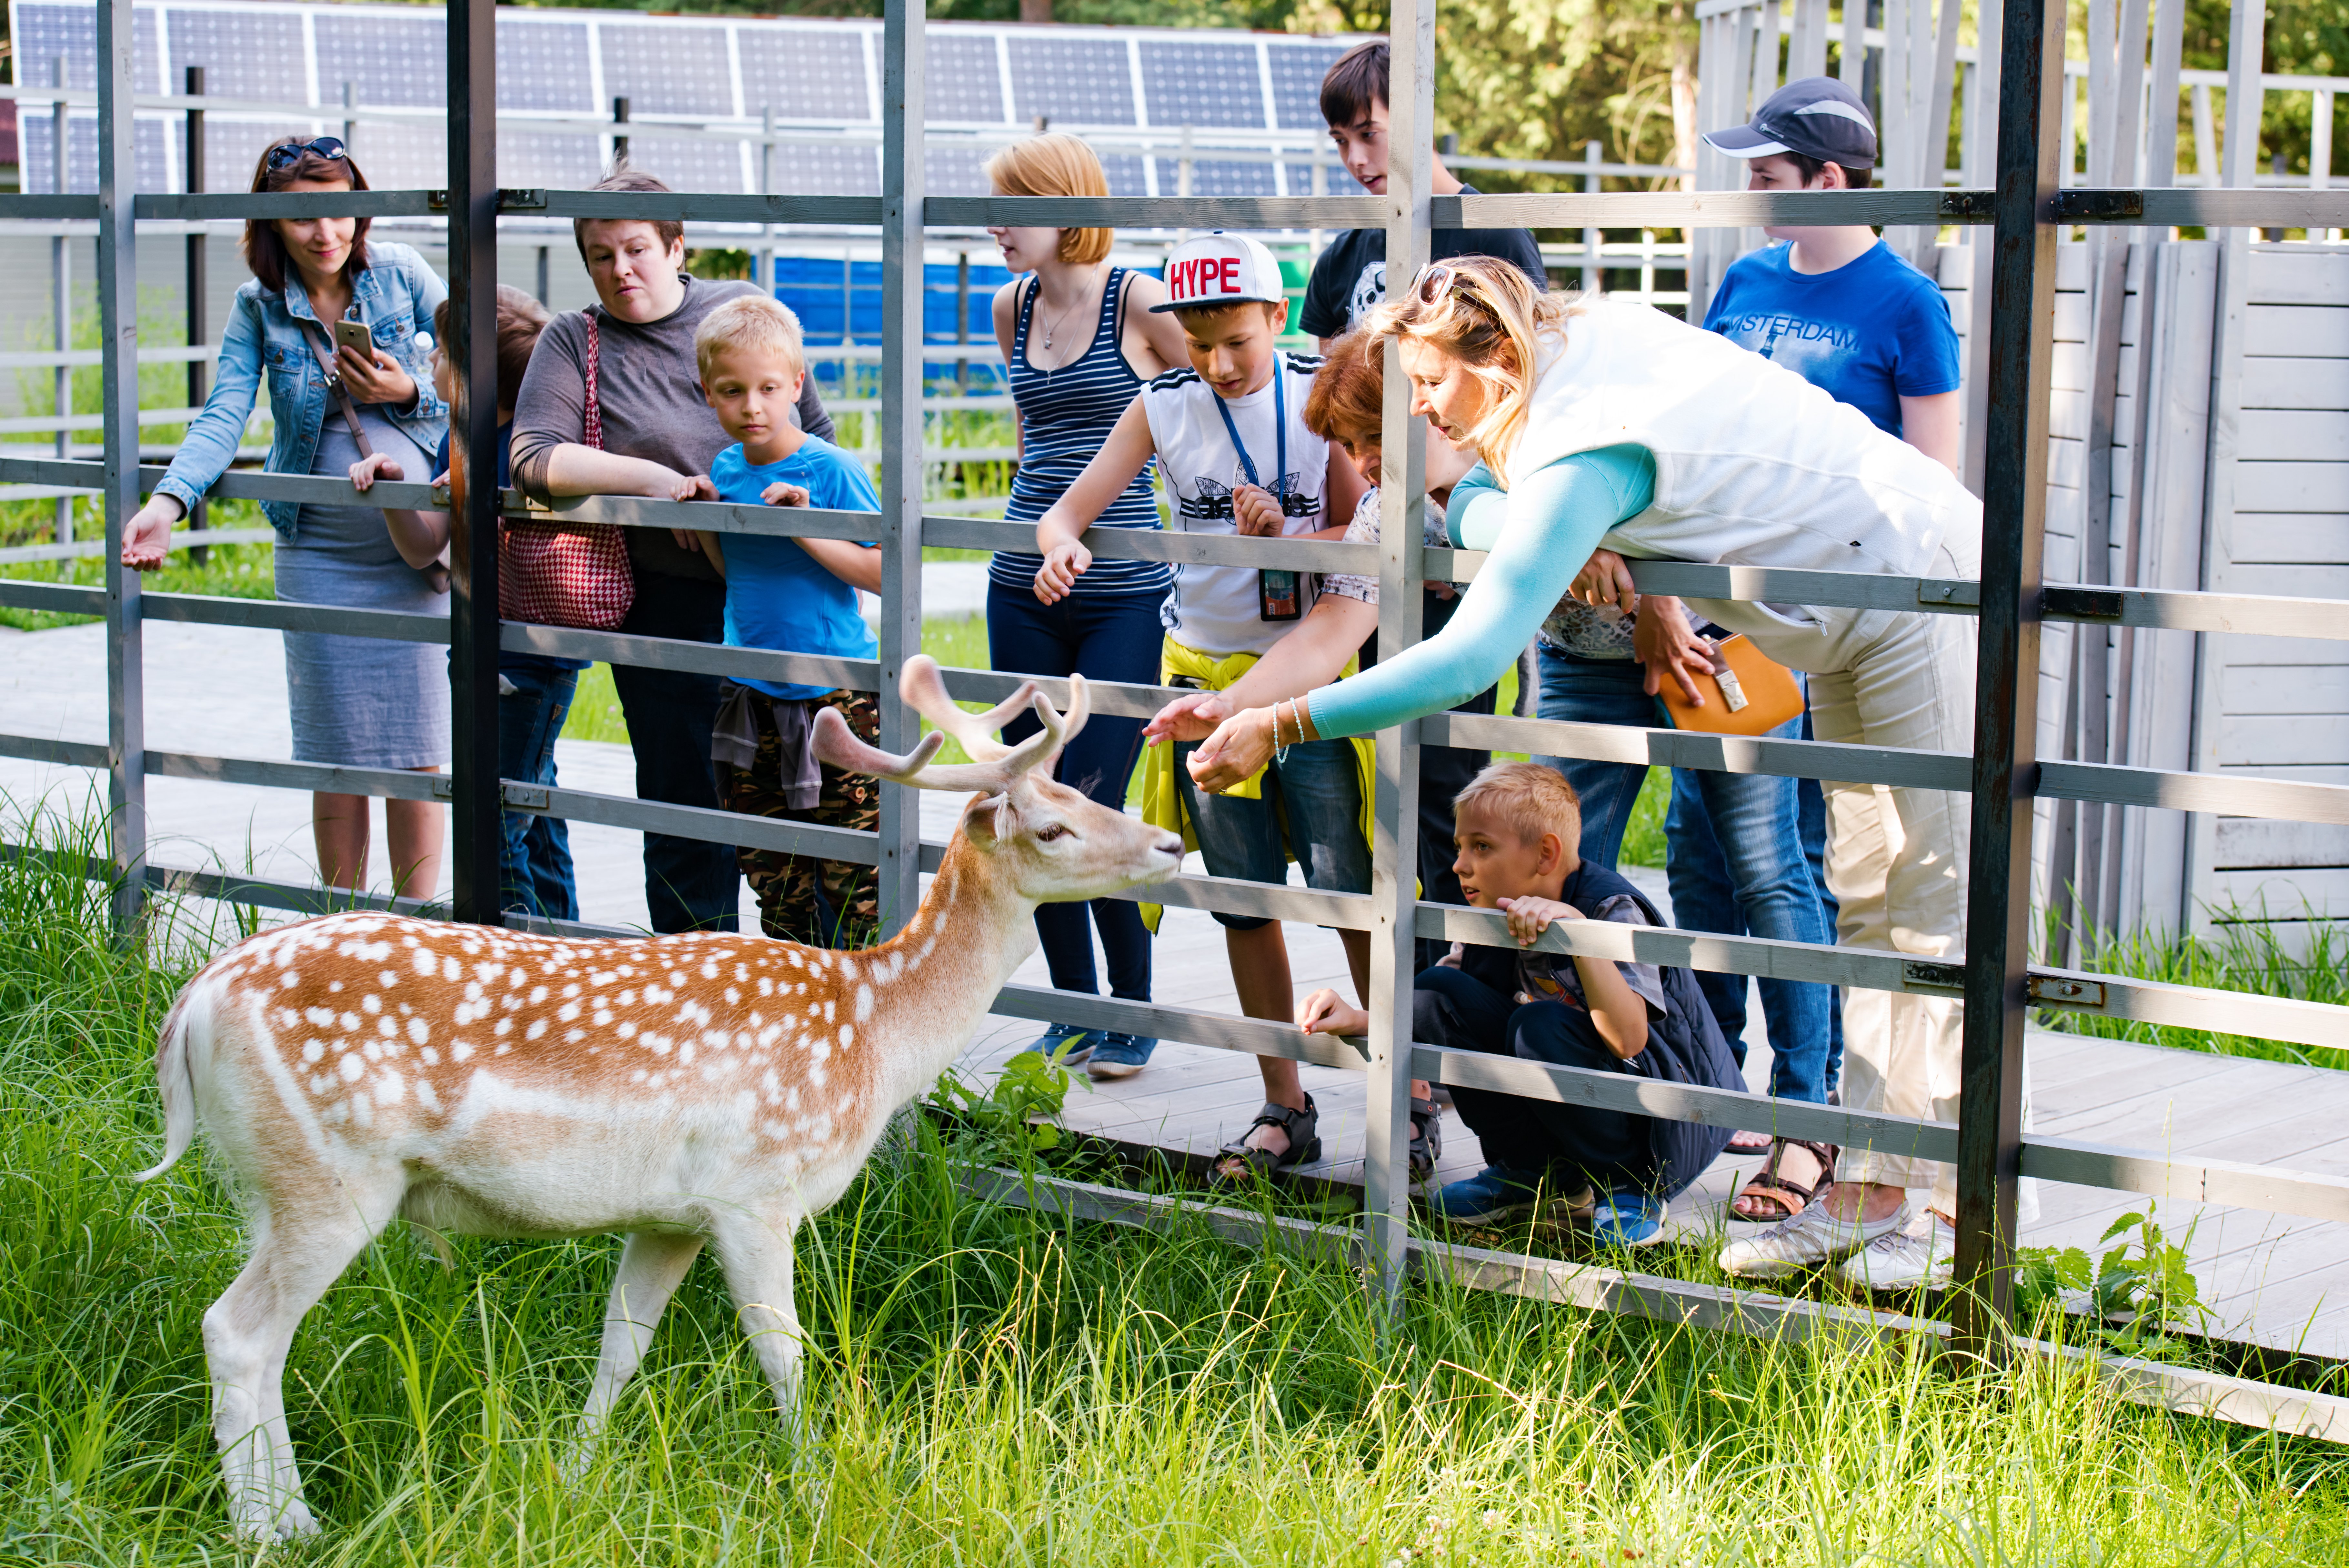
{"left": 1211, "top": 365, "right": 1286, "bottom": 509}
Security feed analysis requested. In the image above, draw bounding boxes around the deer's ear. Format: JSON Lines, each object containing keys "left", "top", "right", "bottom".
{"left": 962, "top": 791, "right": 1013, "bottom": 847}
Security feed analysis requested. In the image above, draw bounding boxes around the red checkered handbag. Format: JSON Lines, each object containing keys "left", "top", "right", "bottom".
{"left": 498, "top": 311, "right": 635, "bottom": 630}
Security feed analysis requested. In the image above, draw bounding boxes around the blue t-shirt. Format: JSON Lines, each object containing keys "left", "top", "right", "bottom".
{"left": 710, "top": 437, "right": 881, "bottom": 701}
{"left": 436, "top": 423, "right": 588, "bottom": 673}
{"left": 1701, "top": 240, "right": 1961, "bottom": 438}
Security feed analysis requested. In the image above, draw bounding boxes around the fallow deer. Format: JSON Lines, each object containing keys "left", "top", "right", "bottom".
{"left": 136, "top": 658, "right": 1182, "bottom": 1539}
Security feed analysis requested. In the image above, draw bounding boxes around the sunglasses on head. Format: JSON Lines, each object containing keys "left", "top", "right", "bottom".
{"left": 1411, "top": 262, "right": 1496, "bottom": 312}
{"left": 265, "top": 137, "right": 349, "bottom": 171}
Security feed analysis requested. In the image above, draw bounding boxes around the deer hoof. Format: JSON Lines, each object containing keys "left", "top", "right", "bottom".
{"left": 235, "top": 1498, "right": 319, "bottom": 1541}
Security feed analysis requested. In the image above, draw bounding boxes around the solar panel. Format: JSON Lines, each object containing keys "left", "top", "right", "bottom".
{"left": 163, "top": 6, "right": 304, "bottom": 104}
{"left": 1138, "top": 40, "right": 1265, "bottom": 131}
{"left": 4, "top": 5, "right": 1372, "bottom": 217}
{"left": 19, "top": 97, "right": 174, "bottom": 191}
{"left": 1156, "top": 156, "right": 1279, "bottom": 199}
{"left": 13, "top": 2, "right": 158, "bottom": 95}
{"left": 926, "top": 32, "right": 1005, "bottom": 126}
{"left": 495, "top": 129, "right": 607, "bottom": 192}
{"left": 496, "top": 16, "right": 595, "bottom": 115}
{"left": 1007, "top": 35, "right": 1134, "bottom": 128}
{"left": 1100, "top": 153, "right": 1150, "bottom": 198}
{"left": 314, "top": 13, "right": 447, "bottom": 110}
{"left": 617, "top": 136, "right": 747, "bottom": 198}
{"left": 737, "top": 27, "right": 870, "bottom": 123}
{"left": 602, "top": 22, "right": 736, "bottom": 119}
{"left": 1266, "top": 41, "right": 1350, "bottom": 132}
{"left": 766, "top": 144, "right": 879, "bottom": 199}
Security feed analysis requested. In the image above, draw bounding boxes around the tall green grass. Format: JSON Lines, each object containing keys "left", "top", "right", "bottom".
{"left": 2041, "top": 910, "right": 2349, "bottom": 1072}
{"left": 3, "top": 806, "right": 2346, "bottom": 1562}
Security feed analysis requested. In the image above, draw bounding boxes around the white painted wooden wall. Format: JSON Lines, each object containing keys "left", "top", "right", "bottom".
{"left": 1942, "top": 238, "right": 2349, "bottom": 942}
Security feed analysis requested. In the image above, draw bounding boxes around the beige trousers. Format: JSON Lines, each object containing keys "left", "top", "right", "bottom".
{"left": 1794, "top": 523, "right": 2029, "bottom": 1219}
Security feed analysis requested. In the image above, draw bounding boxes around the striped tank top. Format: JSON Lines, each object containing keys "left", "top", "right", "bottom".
{"left": 991, "top": 266, "right": 1172, "bottom": 596}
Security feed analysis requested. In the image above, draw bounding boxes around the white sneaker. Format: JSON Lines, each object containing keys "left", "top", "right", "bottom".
{"left": 1717, "top": 1200, "right": 1909, "bottom": 1280}
{"left": 1838, "top": 1209, "right": 1955, "bottom": 1292}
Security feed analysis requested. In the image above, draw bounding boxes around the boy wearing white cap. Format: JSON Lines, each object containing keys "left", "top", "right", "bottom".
{"left": 1034, "top": 232, "right": 1370, "bottom": 1183}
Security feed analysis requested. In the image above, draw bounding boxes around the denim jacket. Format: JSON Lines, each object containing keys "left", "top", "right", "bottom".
{"left": 154, "top": 241, "right": 448, "bottom": 538}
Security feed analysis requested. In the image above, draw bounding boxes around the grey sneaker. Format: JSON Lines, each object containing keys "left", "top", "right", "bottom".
{"left": 1839, "top": 1209, "right": 1955, "bottom": 1292}
{"left": 1718, "top": 1200, "right": 1910, "bottom": 1280}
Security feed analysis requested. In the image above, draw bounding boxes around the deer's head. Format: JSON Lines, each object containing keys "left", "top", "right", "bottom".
{"left": 813, "top": 657, "right": 1182, "bottom": 909}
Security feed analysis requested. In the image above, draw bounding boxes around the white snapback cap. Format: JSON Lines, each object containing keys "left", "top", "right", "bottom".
{"left": 1152, "top": 232, "right": 1288, "bottom": 313}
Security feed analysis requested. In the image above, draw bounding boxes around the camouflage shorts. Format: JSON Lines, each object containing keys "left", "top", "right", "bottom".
{"left": 714, "top": 688, "right": 882, "bottom": 948}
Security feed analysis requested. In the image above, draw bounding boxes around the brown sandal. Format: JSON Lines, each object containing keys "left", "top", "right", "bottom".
{"left": 1731, "top": 1137, "right": 1837, "bottom": 1222}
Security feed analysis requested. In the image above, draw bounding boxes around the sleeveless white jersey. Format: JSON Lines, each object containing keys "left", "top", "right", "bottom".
{"left": 1507, "top": 298, "right": 1980, "bottom": 656}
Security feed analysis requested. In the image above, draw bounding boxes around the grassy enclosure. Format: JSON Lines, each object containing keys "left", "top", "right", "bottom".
{"left": 1, "top": 817, "right": 2346, "bottom": 1564}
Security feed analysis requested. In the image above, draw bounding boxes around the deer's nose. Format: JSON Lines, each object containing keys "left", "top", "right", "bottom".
{"left": 1153, "top": 832, "right": 1183, "bottom": 859}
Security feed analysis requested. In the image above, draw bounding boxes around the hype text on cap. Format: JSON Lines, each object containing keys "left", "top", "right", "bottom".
{"left": 1154, "top": 232, "right": 1288, "bottom": 313}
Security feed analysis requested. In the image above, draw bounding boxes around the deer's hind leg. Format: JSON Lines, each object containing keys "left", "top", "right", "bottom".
{"left": 206, "top": 1165, "right": 407, "bottom": 1540}
{"left": 709, "top": 1213, "right": 807, "bottom": 1433}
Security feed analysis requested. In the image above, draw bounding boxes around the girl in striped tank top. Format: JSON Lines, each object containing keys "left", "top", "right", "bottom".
{"left": 983, "top": 135, "right": 1193, "bottom": 1081}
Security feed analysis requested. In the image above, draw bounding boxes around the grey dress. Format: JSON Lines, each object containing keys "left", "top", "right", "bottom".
{"left": 275, "top": 402, "right": 450, "bottom": 768}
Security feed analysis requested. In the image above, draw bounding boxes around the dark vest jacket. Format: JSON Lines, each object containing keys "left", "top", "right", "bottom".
{"left": 1556, "top": 861, "right": 1743, "bottom": 1199}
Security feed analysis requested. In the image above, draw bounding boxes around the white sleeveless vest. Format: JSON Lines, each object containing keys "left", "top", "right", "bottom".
{"left": 1507, "top": 298, "right": 1980, "bottom": 662}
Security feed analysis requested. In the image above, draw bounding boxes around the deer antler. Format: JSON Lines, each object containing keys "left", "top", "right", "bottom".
{"left": 810, "top": 663, "right": 1092, "bottom": 794}
{"left": 899, "top": 656, "right": 1036, "bottom": 763}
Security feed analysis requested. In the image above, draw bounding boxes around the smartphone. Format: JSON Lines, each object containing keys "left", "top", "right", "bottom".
{"left": 332, "top": 318, "right": 375, "bottom": 360}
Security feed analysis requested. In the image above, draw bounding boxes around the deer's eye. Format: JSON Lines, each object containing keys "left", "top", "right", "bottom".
{"left": 1034, "top": 823, "right": 1069, "bottom": 842}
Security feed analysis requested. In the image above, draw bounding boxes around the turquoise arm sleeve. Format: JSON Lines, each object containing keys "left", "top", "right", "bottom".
{"left": 1308, "top": 444, "right": 1656, "bottom": 740}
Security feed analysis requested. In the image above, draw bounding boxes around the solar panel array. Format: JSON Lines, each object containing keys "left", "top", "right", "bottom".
{"left": 11, "top": 0, "right": 1363, "bottom": 206}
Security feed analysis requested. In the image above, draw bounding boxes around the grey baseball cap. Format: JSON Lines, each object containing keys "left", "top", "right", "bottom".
{"left": 1701, "top": 75, "right": 1879, "bottom": 169}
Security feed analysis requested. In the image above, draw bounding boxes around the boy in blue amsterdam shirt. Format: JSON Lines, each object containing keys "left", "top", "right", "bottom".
{"left": 689, "top": 295, "right": 888, "bottom": 947}
{"left": 1688, "top": 76, "right": 1967, "bottom": 1280}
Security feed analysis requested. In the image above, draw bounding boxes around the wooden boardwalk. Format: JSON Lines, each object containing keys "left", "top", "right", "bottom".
{"left": 6, "top": 616, "right": 2348, "bottom": 1358}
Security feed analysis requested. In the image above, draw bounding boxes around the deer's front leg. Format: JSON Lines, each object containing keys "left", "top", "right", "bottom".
{"left": 573, "top": 1230, "right": 705, "bottom": 1464}
{"left": 711, "top": 1215, "right": 806, "bottom": 1432}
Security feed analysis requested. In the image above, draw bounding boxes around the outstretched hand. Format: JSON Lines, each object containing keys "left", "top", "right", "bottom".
{"left": 1186, "top": 708, "right": 1277, "bottom": 794}
{"left": 1632, "top": 594, "right": 1715, "bottom": 706}
{"left": 1142, "top": 690, "right": 1232, "bottom": 747}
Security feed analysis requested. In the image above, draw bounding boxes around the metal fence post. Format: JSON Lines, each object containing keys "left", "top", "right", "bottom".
{"left": 96, "top": 0, "right": 145, "bottom": 936}
{"left": 613, "top": 96, "right": 631, "bottom": 168}
{"left": 52, "top": 59, "right": 73, "bottom": 548}
{"left": 448, "top": 0, "right": 503, "bottom": 925}
{"left": 1365, "top": 0, "right": 1434, "bottom": 1326}
{"left": 342, "top": 82, "right": 358, "bottom": 161}
{"left": 877, "top": 0, "right": 928, "bottom": 937}
{"left": 1953, "top": 0, "right": 2066, "bottom": 1355}
{"left": 1582, "top": 139, "right": 1602, "bottom": 293}
{"left": 186, "top": 66, "right": 210, "bottom": 562}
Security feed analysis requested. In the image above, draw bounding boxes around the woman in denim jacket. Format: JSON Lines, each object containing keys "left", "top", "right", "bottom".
{"left": 123, "top": 136, "right": 451, "bottom": 900}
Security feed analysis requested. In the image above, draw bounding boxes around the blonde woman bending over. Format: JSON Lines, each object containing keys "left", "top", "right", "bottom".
{"left": 1183, "top": 256, "right": 2003, "bottom": 1292}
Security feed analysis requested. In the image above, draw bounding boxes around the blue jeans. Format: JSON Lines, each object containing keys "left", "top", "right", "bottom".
{"left": 498, "top": 661, "right": 580, "bottom": 922}
{"left": 987, "top": 581, "right": 1162, "bottom": 1002}
{"left": 1532, "top": 644, "right": 1834, "bottom": 1105}
{"left": 1669, "top": 706, "right": 1846, "bottom": 1094}
{"left": 611, "top": 573, "right": 739, "bottom": 933}
{"left": 1171, "top": 729, "right": 1370, "bottom": 931}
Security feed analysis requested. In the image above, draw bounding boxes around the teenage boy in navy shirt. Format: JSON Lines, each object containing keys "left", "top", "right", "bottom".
{"left": 689, "top": 295, "right": 888, "bottom": 948}
{"left": 1301, "top": 37, "right": 1554, "bottom": 970}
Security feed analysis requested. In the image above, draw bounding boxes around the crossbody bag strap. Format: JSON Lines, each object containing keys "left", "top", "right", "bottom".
{"left": 581, "top": 310, "right": 604, "bottom": 450}
{"left": 300, "top": 320, "right": 376, "bottom": 462}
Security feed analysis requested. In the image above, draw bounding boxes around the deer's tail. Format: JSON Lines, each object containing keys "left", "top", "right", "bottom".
{"left": 134, "top": 983, "right": 201, "bottom": 1183}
